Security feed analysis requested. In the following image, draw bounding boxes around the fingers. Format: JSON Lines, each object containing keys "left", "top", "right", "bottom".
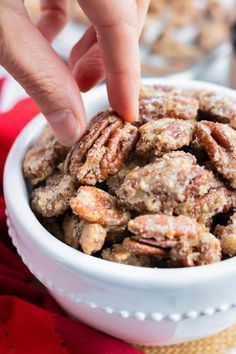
{"left": 136, "top": 0, "right": 150, "bottom": 35}
{"left": 78, "top": 0, "right": 141, "bottom": 122}
{"left": 0, "top": 2, "right": 86, "bottom": 146}
{"left": 72, "top": 42, "right": 105, "bottom": 91}
{"left": 68, "top": 26, "right": 97, "bottom": 69}
{"left": 36, "top": 0, "right": 71, "bottom": 42}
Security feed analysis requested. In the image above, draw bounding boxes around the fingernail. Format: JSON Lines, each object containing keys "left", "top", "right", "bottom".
{"left": 46, "top": 110, "right": 81, "bottom": 146}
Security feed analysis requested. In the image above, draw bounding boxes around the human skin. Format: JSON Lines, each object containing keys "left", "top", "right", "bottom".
{"left": 0, "top": 0, "right": 149, "bottom": 145}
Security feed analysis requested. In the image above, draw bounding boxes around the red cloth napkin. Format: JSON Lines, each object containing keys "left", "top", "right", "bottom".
{"left": 0, "top": 73, "right": 143, "bottom": 354}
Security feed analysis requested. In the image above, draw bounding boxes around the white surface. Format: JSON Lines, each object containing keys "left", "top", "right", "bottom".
{"left": 3, "top": 78, "right": 236, "bottom": 346}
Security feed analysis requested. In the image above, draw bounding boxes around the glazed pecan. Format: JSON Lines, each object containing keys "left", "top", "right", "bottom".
{"left": 106, "top": 162, "right": 137, "bottom": 195}
{"left": 169, "top": 232, "right": 221, "bottom": 267}
{"left": 122, "top": 237, "right": 167, "bottom": 258}
{"left": 215, "top": 212, "right": 236, "bottom": 256}
{"left": 175, "top": 187, "right": 236, "bottom": 226}
{"left": 31, "top": 171, "right": 77, "bottom": 217}
{"left": 70, "top": 186, "right": 130, "bottom": 227}
{"left": 139, "top": 85, "right": 199, "bottom": 123}
{"left": 195, "top": 121, "right": 236, "bottom": 188}
{"left": 66, "top": 109, "right": 138, "bottom": 185}
{"left": 23, "top": 125, "right": 69, "bottom": 184}
{"left": 128, "top": 214, "right": 204, "bottom": 245}
{"left": 79, "top": 221, "right": 107, "bottom": 255}
{"left": 101, "top": 244, "right": 152, "bottom": 267}
{"left": 63, "top": 214, "right": 107, "bottom": 254}
{"left": 136, "top": 118, "right": 195, "bottom": 157}
{"left": 197, "top": 91, "right": 236, "bottom": 128}
{"left": 63, "top": 213, "right": 82, "bottom": 249}
{"left": 116, "top": 151, "right": 219, "bottom": 214}
{"left": 128, "top": 214, "right": 221, "bottom": 267}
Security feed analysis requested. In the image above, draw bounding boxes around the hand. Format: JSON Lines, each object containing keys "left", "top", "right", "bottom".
{"left": 0, "top": 0, "right": 149, "bottom": 145}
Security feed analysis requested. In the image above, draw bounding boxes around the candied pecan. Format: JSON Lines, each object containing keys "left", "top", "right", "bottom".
{"left": 116, "top": 151, "right": 219, "bottom": 214}
{"left": 63, "top": 214, "right": 107, "bottom": 254}
{"left": 122, "top": 237, "right": 167, "bottom": 258}
{"left": 215, "top": 212, "right": 236, "bottom": 256}
{"left": 136, "top": 118, "right": 195, "bottom": 157}
{"left": 169, "top": 232, "right": 221, "bottom": 267}
{"left": 100, "top": 123, "right": 139, "bottom": 176}
{"left": 101, "top": 244, "right": 152, "bottom": 267}
{"left": 63, "top": 213, "right": 82, "bottom": 249}
{"left": 139, "top": 86, "right": 199, "bottom": 123}
{"left": 31, "top": 172, "right": 76, "bottom": 217}
{"left": 195, "top": 121, "right": 236, "bottom": 188}
{"left": 66, "top": 109, "right": 138, "bottom": 184}
{"left": 106, "top": 162, "right": 137, "bottom": 195}
{"left": 175, "top": 187, "right": 236, "bottom": 226}
{"left": 70, "top": 186, "right": 130, "bottom": 227}
{"left": 128, "top": 214, "right": 204, "bottom": 244}
{"left": 128, "top": 214, "right": 221, "bottom": 267}
{"left": 23, "top": 125, "right": 69, "bottom": 184}
{"left": 197, "top": 91, "right": 236, "bottom": 128}
{"left": 79, "top": 221, "right": 107, "bottom": 255}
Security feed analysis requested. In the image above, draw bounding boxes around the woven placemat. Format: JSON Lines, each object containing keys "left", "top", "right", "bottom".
{"left": 134, "top": 324, "right": 236, "bottom": 354}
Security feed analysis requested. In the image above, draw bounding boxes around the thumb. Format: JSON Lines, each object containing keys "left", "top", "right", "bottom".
{"left": 0, "top": 3, "right": 86, "bottom": 146}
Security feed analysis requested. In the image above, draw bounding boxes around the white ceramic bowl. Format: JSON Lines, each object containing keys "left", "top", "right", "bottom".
{"left": 3, "top": 78, "right": 236, "bottom": 346}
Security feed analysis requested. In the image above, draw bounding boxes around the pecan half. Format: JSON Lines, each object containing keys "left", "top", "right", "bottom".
{"left": 101, "top": 244, "right": 152, "bottom": 267}
{"left": 169, "top": 232, "right": 221, "bottom": 267}
{"left": 31, "top": 172, "right": 77, "bottom": 217}
{"left": 63, "top": 214, "right": 107, "bottom": 254}
{"left": 197, "top": 91, "right": 236, "bottom": 128}
{"left": 175, "top": 187, "right": 236, "bottom": 226}
{"left": 23, "top": 125, "right": 69, "bottom": 184}
{"left": 195, "top": 121, "right": 236, "bottom": 188}
{"left": 128, "top": 214, "right": 204, "bottom": 244}
{"left": 66, "top": 109, "right": 138, "bottom": 184}
{"left": 215, "top": 212, "right": 236, "bottom": 256}
{"left": 139, "top": 86, "right": 199, "bottom": 123}
{"left": 122, "top": 237, "right": 167, "bottom": 258}
{"left": 128, "top": 214, "right": 221, "bottom": 267}
{"left": 136, "top": 118, "right": 195, "bottom": 157}
{"left": 63, "top": 213, "right": 82, "bottom": 249}
{"left": 116, "top": 151, "right": 219, "bottom": 214}
{"left": 79, "top": 221, "right": 107, "bottom": 255}
{"left": 106, "top": 162, "right": 137, "bottom": 195}
{"left": 70, "top": 186, "right": 130, "bottom": 227}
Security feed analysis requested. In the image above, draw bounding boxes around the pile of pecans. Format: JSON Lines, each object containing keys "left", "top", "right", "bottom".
{"left": 23, "top": 85, "right": 236, "bottom": 268}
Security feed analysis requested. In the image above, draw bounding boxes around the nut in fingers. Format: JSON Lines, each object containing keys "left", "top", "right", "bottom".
{"left": 66, "top": 109, "right": 138, "bottom": 185}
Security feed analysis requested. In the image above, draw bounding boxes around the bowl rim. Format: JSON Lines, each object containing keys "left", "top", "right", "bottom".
{"left": 4, "top": 77, "right": 236, "bottom": 288}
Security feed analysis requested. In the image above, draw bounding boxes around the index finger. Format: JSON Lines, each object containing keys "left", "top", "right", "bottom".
{"left": 78, "top": 0, "right": 141, "bottom": 122}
